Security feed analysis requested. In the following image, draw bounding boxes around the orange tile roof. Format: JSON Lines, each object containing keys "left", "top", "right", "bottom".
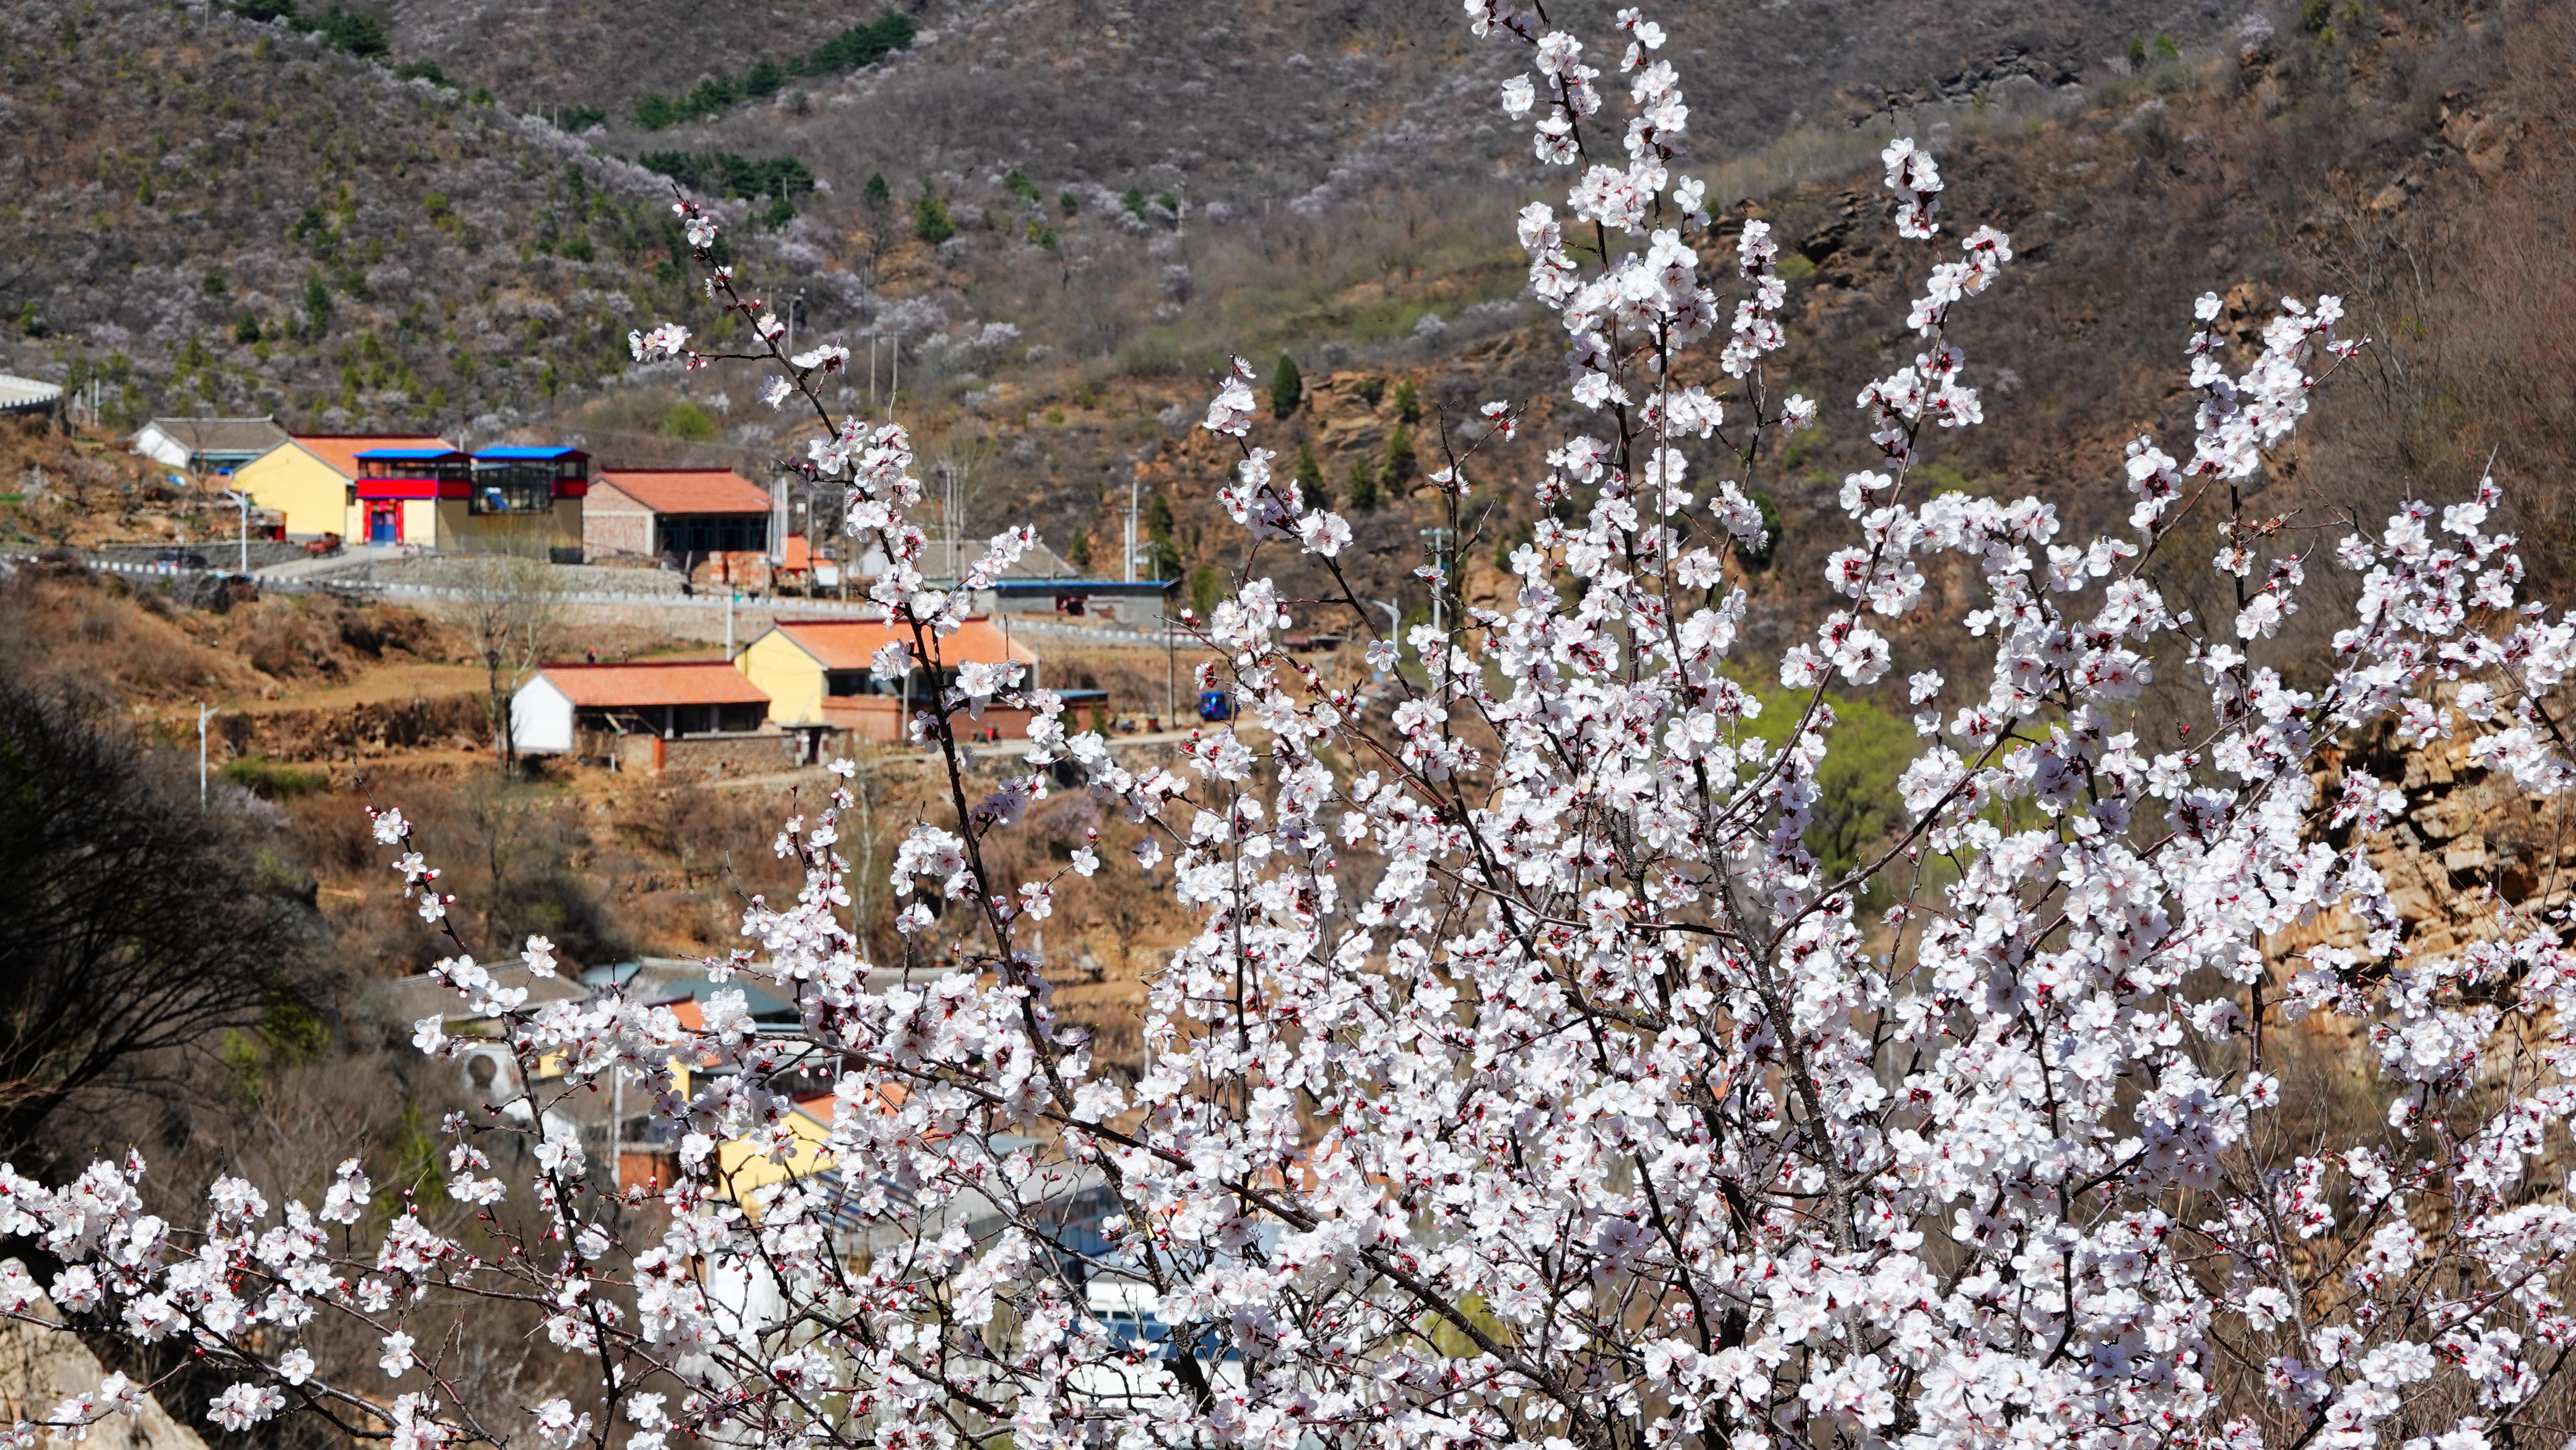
{"left": 289, "top": 434, "right": 455, "bottom": 478}
{"left": 595, "top": 469, "right": 773, "bottom": 516}
{"left": 536, "top": 661, "right": 770, "bottom": 708}
{"left": 771, "top": 617, "right": 1037, "bottom": 671}
{"left": 781, "top": 534, "right": 813, "bottom": 571}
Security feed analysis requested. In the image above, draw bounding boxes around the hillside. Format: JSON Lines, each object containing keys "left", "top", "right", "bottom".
{"left": 0, "top": 0, "right": 837, "bottom": 447}
{"left": 5, "top": 0, "right": 2572, "bottom": 664}
{"left": 374, "top": 0, "right": 2240, "bottom": 200}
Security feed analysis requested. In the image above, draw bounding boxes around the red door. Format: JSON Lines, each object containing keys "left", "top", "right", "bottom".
{"left": 367, "top": 502, "right": 401, "bottom": 543}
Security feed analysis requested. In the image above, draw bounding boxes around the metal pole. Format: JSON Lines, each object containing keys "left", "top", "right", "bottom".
{"left": 1125, "top": 475, "right": 1137, "bottom": 584}
{"left": 225, "top": 489, "right": 249, "bottom": 573}
{"left": 725, "top": 587, "right": 737, "bottom": 654}
{"left": 608, "top": 1064, "right": 623, "bottom": 1192}
{"left": 198, "top": 702, "right": 211, "bottom": 806}
{"left": 1165, "top": 612, "right": 1175, "bottom": 725}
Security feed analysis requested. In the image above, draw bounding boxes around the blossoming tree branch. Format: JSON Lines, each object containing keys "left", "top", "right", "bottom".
{"left": 8, "top": 5, "right": 2576, "bottom": 1450}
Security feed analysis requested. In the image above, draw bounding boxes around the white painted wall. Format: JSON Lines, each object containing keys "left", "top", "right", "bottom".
{"left": 510, "top": 674, "right": 576, "bottom": 754}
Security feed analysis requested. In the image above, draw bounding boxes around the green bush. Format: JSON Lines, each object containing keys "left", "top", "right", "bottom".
{"left": 392, "top": 59, "right": 451, "bottom": 87}
{"left": 1004, "top": 169, "right": 1040, "bottom": 205}
{"left": 222, "top": 757, "right": 328, "bottom": 799}
{"left": 1739, "top": 684, "right": 1914, "bottom": 894}
{"left": 912, "top": 194, "right": 955, "bottom": 245}
{"left": 662, "top": 401, "right": 718, "bottom": 441}
{"left": 1392, "top": 378, "right": 1420, "bottom": 424}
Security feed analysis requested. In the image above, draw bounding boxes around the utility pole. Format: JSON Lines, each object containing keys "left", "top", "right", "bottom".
{"left": 222, "top": 489, "right": 250, "bottom": 573}
{"left": 1421, "top": 526, "right": 1454, "bottom": 638}
{"left": 724, "top": 587, "right": 737, "bottom": 654}
{"left": 1124, "top": 474, "right": 1139, "bottom": 584}
{"left": 1165, "top": 610, "right": 1176, "bottom": 726}
{"left": 197, "top": 702, "right": 212, "bottom": 807}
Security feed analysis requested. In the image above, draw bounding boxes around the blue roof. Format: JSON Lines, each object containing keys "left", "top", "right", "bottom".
{"left": 474, "top": 445, "right": 586, "bottom": 460}
{"left": 988, "top": 578, "right": 1179, "bottom": 593}
{"left": 355, "top": 447, "right": 465, "bottom": 460}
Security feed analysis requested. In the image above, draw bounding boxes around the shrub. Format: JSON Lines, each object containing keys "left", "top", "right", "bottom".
{"left": 222, "top": 756, "right": 328, "bottom": 799}
{"left": 912, "top": 193, "right": 955, "bottom": 244}
{"left": 661, "top": 400, "right": 718, "bottom": 441}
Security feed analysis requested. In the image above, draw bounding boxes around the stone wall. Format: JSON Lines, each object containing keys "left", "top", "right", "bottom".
{"left": 591, "top": 730, "right": 805, "bottom": 779}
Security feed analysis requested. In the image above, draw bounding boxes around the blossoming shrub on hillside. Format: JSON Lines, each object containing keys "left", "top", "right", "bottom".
{"left": 11, "top": 6, "right": 2576, "bottom": 1450}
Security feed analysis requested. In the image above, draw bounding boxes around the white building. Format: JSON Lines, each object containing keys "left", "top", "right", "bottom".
{"left": 128, "top": 417, "right": 289, "bottom": 475}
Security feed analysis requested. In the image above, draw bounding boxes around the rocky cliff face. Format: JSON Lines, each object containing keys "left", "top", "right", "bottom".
{"left": 0, "top": 1262, "right": 206, "bottom": 1450}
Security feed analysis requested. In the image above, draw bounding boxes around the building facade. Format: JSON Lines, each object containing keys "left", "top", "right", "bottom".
{"left": 231, "top": 432, "right": 452, "bottom": 540}
{"left": 584, "top": 469, "right": 773, "bottom": 561}
{"left": 130, "top": 417, "right": 290, "bottom": 477}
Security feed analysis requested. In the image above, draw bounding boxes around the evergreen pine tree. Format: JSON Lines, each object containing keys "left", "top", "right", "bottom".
{"left": 1383, "top": 425, "right": 1417, "bottom": 489}
{"left": 1294, "top": 443, "right": 1327, "bottom": 508}
{"left": 1346, "top": 456, "right": 1381, "bottom": 511}
{"left": 1392, "top": 378, "right": 1420, "bottom": 424}
{"left": 1271, "top": 353, "right": 1304, "bottom": 419}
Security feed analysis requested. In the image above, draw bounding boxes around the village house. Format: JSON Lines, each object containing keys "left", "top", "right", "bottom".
{"left": 583, "top": 467, "right": 775, "bottom": 561}
{"left": 230, "top": 431, "right": 453, "bottom": 540}
{"left": 234, "top": 435, "right": 590, "bottom": 555}
{"left": 129, "top": 416, "right": 290, "bottom": 478}
{"left": 733, "top": 616, "right": 1044, "bottom": 744}
{"left": 509, "top": 660, "right": 788, "bottom": 775}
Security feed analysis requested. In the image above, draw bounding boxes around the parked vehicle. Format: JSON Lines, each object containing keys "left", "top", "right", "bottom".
{"left": 305, "top": 532, "right": 343, "bottom": 557}
{"left": 1067, "top": 1278, "right": 1243, "bottom": 1408}
{"left": 153, "top": 548, "right": 209, "bottom": 570}
{"left": 1197, "top": 689, "right": 1233, "bottom": 723}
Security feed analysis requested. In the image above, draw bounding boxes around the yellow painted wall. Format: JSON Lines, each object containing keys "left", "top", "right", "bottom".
{"left": 714, "top": 1102, "right": 835, "bottom": 1204}
{"left": 231, "top": 445, "right": 350, "bottom": 540}
{"left": 738, "top": 630, "right": 827, "bottom": 725}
